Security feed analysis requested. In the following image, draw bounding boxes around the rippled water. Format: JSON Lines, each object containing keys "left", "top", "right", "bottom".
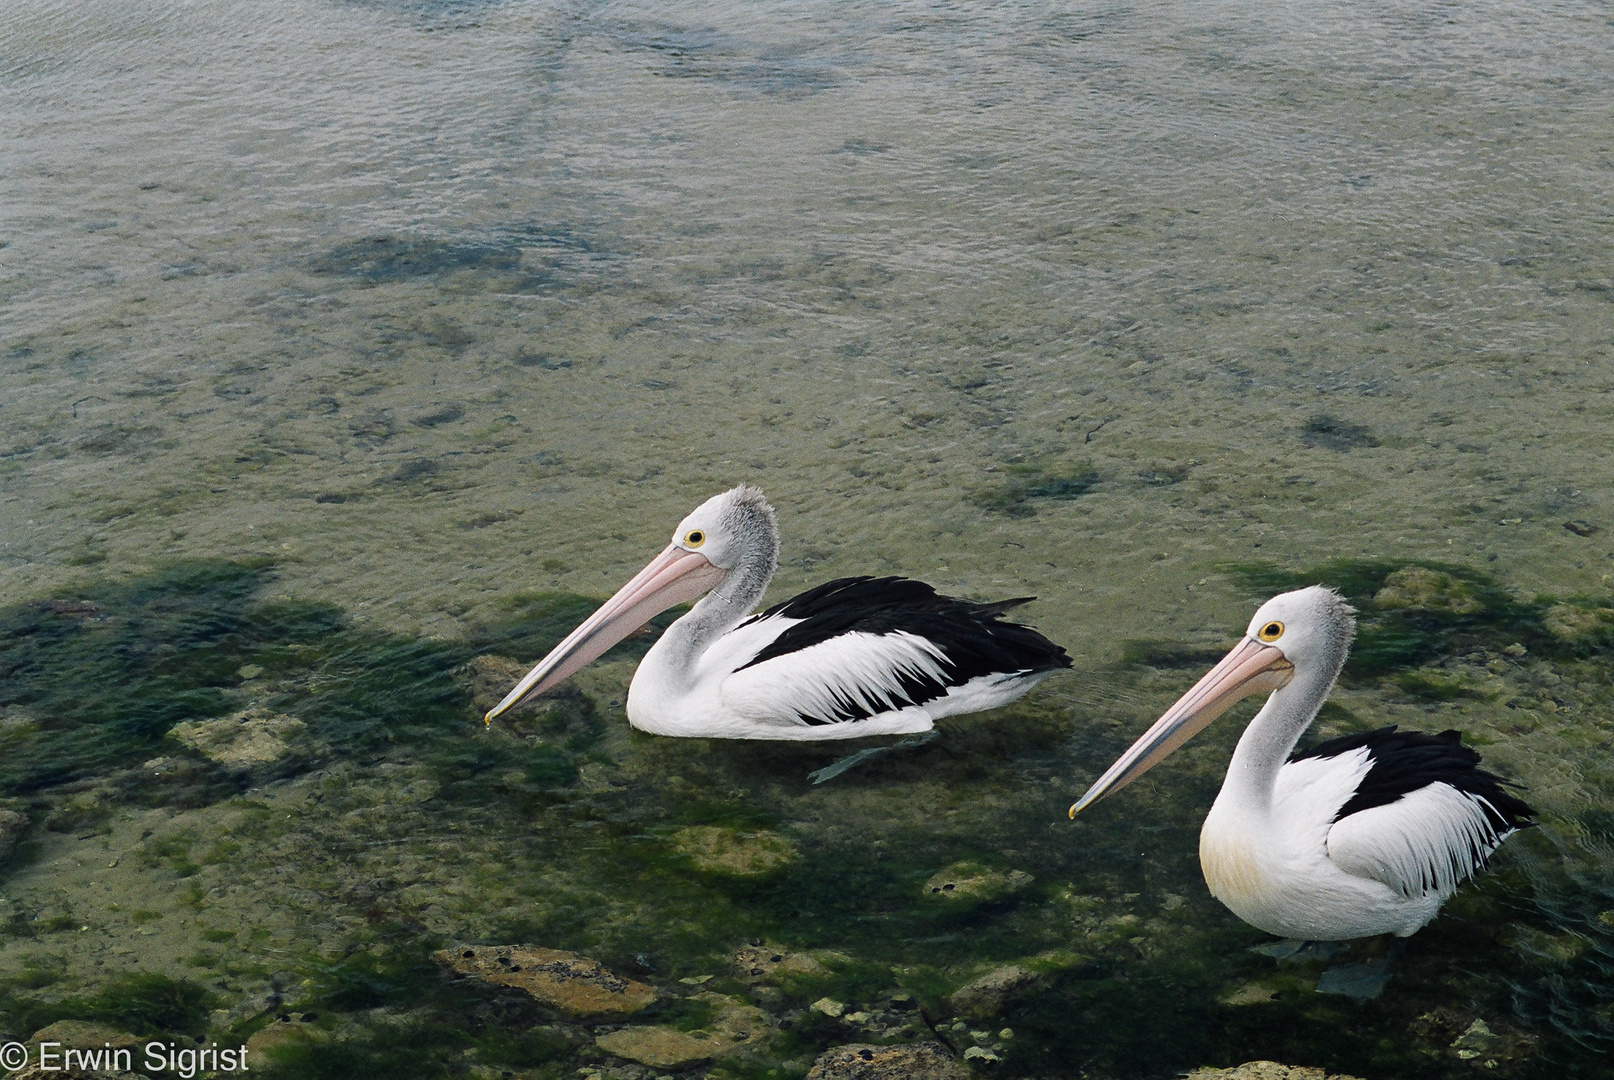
{"left": 3, "top": 1, "right": 1613, "bottom": 1077}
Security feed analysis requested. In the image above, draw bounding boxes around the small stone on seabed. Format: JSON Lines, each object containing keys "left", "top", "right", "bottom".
{"left": 807, "top": 1042, "right": 969, "bottom": 1079}
{"left": 811, "top": 997, "right": 847, "bottom": 1017}
{"left": 949, "top": 964, "right": 1042, "bottom": 1018}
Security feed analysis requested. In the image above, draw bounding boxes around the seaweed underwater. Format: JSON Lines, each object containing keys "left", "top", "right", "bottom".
{"left": 0, "top": 558, "right": 1611, "bottom": 1078}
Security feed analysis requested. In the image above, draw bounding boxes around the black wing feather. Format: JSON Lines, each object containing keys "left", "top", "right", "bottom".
{"left": 734, "top": 577, "right": 1069, "bottom": 725}
{"left": 1292, "top": 726, "right": 1536, "bottom": 832}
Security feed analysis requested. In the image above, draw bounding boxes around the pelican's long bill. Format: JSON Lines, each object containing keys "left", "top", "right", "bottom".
{"left": 1068, "top": 637, "right": 1295, "bottom": 817}
{"left": 484, "top": 544, "right": 726, "bottom": 725}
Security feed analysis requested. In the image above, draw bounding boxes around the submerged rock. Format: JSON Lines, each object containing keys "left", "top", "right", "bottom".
{"left": 594, "top": 1025, "right": 715, "bottom": 1068}
{"left": 1184, "top": 1064, "right": 1365, "bottom": 1080}
{"left": 949, "top": 965, "right": 1042, "bottom": 1018}
{"left": 28, "top": 1020, "right": 141, "bottom": 1051}
{"left": 807, "top": 1042, "right": 968, "bottom": 1079}
{"left": 1451, "top": 1018, "right": 1499, "bottom": 1058}
{"left": 244, "top": 1013, "right": 327, "bottom": 1054}
{"left": 1544, "top": 603, "right": 1614, "bottom": 646}
{"left": 168, "top": 707, "right": 307, "bottom": 767}
{"left": 593, "top": 990, "right": 773, "bottom": 1068}
{"left": 434, "top": 945, "right": 657, "bottom": 1016}
{"left": 922, "top": 862, "right": 1033, "bottom": 905}
{"left": 1372, "top": 567, "right": 1481, "bottom": 615}
{"left": 1218, "top": 982, "right": 1280, "bottom": 1006}
{"left": 672, "top": 825, "right": 797, "bottom": 876}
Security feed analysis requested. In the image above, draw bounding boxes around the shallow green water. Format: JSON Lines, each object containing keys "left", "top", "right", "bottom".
{"left": 3, "top": 1, "right": 1614, "bottom": 1077}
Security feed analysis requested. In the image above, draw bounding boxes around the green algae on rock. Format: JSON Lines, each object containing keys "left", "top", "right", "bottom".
{"left": 689, "top": 990, "right": 777, "bottom": 1051}
{"left": 1542, "top": 603, "right": 1614, "bottom": 652}
{"left": 671, "top": 826, "right": 798, "bottom": 877}
{"left": 1373, "top": 566, "right": 1486, "bottom": 615}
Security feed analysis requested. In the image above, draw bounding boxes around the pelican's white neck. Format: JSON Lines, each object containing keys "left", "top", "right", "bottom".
{"left": 1220, "top": 656, "right": 1342, "bottom": 814}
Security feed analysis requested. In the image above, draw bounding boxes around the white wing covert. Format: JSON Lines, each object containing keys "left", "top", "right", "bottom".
{"left": 1326, "top": 782, "right": 1513, "bottom": 900}
{"left": 720, "top": 630, "right": 953, "bottom": 725}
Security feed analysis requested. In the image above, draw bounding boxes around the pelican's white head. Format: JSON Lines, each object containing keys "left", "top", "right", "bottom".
{"left": 1241, "top": 585, "right": 1356, "bottom": 679}
{"left": 1069, "top": 585, "right": 1356, "bottom": 817}
{"left": 670, "top": 484, "right": 780, "bottom": 579}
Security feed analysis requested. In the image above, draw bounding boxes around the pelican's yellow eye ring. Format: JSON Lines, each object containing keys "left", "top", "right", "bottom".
{"left": 1257, "top": 620, "right": 1285, "bottom": 643}
{"left": 684, "top": 529, "right": 705, "bottom": 548}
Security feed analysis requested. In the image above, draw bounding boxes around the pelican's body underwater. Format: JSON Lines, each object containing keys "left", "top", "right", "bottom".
{"left": 485, "top": 485, "right": 1070, "bottom": 739}
{"left": 1071, "top": 586, "right": 1533, "bottom": 951}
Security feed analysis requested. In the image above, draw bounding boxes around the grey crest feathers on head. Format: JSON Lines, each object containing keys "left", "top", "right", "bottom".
{"left": 717, "top": 484, "right": 780, "bottom": 572}
{"left": 1310, "top": 584, "right": 1359, "bottom": 644}
{"left": 723, "top": 484, "right": 777, "bottom": 528}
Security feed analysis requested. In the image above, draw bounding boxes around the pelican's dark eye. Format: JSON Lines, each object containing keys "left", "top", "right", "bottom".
{"left": 1257, "top": 621, "right": 1285, "bottom": 643}
{"left": 684, "top": 530, "right": 705, "bottom": 548}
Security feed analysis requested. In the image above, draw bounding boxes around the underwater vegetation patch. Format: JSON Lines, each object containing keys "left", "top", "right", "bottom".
{"left": 316, "top": 235, "right": 524, "bottom": 282}
{"left": 251, "top": 1014, "right": 576, "bottom": 1080}
{"left": 0, "top": 562, "right": 662, "bottom": 804}
{"left": 612, "top": 21, "right": 838, "bottom": 96}
{"left": 972, "top": 459, "right": 1099, "bottom": 516}
{"left": 312, "top": 223, "right": 593, "bottom": 293}
{"left": 302, "top": 940, "right": 445, "bottom": 1013}
{"left": 0, "top": 561, "right": 276, "bottom": 794}
{"left": 0, "top": 973, "right": 216, "bottom": 1040}
{"left": 1297, "top": 413, "right": 1379, "bottom": 451}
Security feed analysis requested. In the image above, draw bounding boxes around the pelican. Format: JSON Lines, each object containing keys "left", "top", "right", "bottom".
{"left": 484, "top": 485, "right": 1070, "bottom": 740}
{"left": 1070, "top": 586, "right": 1533, "bottom": 962}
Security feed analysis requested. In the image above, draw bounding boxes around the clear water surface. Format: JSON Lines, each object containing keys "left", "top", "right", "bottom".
{"left": 2, "top": 2, "right": 1613, "bottom": 1078}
